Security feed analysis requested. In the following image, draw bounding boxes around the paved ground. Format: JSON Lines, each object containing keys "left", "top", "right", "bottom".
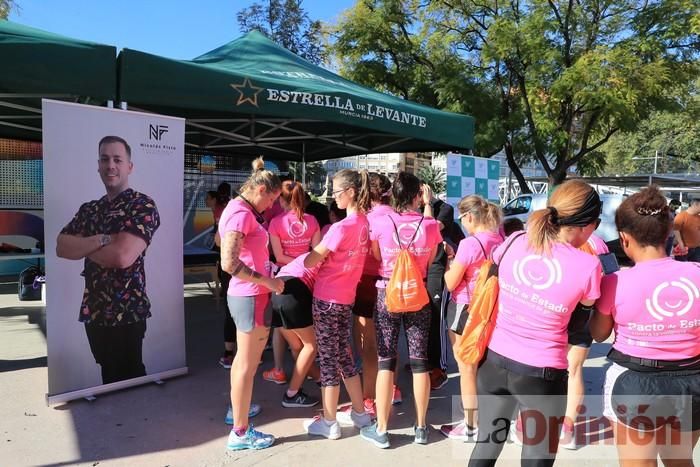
{"left": 0, "top": 279, "right": 693, "bottom": 466}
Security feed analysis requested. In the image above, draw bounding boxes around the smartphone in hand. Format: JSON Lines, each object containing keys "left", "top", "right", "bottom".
{"left": 598, "top": 252, "right": 620, "bottom": 275}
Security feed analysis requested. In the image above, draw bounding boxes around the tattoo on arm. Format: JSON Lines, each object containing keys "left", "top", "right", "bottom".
{"left": 223, "top": 231, "right": 262, "bottom": 282}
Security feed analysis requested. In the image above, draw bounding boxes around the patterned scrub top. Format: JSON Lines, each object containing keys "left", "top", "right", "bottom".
{"left": 60, "top": 188, "right": 160, "bottom": 326}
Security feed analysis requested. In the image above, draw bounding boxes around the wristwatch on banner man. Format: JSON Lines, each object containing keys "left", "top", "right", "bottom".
{"left": 99, "top": 234, "right": 112, "bottom": 248}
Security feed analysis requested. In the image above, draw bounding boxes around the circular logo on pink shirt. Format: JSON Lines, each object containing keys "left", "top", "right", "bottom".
{"left": 392, "top": 222, "right": 423, "bottom": 247}
{"left": 359, "top": 225, "right": 369, "bottom": 245}
{"left": 287, "top": 220, "right": 307, "bottom": 239}
{"left": 512, "top": 255, "right": 563, "bottom": 290}
{"left": 645, "top": 277, "right": 699, "bottom": 321}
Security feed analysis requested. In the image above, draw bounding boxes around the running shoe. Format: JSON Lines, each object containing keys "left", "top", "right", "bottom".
{"left": 225, "top": 403, "right": 261, "bottom": 425}
{"left": 360, "top": 423, "right": 390, "bottom": 449}
{"left": 336, "top": 407, "right": 373, "bottom": 428}
{"left": 303, "top": 415, "right": 341, "bottom": 440}
{"left": 414, "top": 425, "right": 429, "bottom": 445}
{"left": 392, "top": 385, "right": 402, "bottom": 405}
{"left": 226, "top": 425, "right": 275, "bottom": 451}
{"left": 218, "top": 354, "right": 233, "bottom": 369}
{"left": 429, "top": 368, "right": 448, "bottom": 390}
{"left": 439, "top": 421, "right": 477, "bottom": 440}
{"left": 282, "top": 389, "right": 319, "bottom": 408}
{"left": 262, "top": 368, "right": 287, "bottom": 385}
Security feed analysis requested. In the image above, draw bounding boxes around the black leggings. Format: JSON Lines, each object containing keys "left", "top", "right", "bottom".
{"left": 468, "top": 353, "right": 567, "bottom": 467}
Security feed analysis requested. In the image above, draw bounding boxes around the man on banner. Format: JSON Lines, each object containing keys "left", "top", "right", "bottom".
{"left": 56, "top": 135, "right": 160, "bottom": 385}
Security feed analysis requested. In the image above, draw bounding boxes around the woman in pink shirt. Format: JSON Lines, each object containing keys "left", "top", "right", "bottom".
{"left": 352, "top": 172, "right": 393, "bottom": 413}
{"left": 302, "top": 169, "right": 373, "bottom": 440}
{"left": 219, "top": 158, "right": 284, "bottom": 451}
{"left": 469, "top": 180, "right": 603, "bottom": 467}
{"left": 591, "top": 186, "right": 700, "bottom": 466}
{"left": 441, "top": 195, "right": 503, "bottom": 440}
{"left": 264, "top": 181, "right": 320, "bottom": 386}
{"left": 360, "top": 172, "right": 442, "bottom": 448}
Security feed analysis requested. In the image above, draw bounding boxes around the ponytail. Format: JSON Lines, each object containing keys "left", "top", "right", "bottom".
{"left": 290, "top": 182, "right": 305, "bottom": 221}
{"left": 527, "top": 180, "right": 600, "bottom": 254}
{"left": 280, "top": 180, "right": 306, "bottom": 221}
{"left": 357, "top": 170, "right": 372, "bottom": 213}
{"left": 334, "top": 168, "right": 372, "bottom": 213}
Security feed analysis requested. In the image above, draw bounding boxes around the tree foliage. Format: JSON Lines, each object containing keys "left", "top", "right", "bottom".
{"left": 0, "top": 0, "right": 18, "bottom": 19}
{"left": 237, "top": 0, "right": 326, "bottom": 64}
{"left": 331, "top": 0, "right": 700, "bottom": 191}
{"left": 602, "top": 79, "right": 700, "bottom": 175}
{"left": 417, "top": 164, "right": 446, "bottom": 195}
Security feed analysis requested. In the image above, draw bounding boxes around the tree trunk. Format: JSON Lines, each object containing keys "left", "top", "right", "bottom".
{"left": 548, "top": 167, "right": 568, "bottom": 188}
{"left": 504, "top": 141, "right": 532, "bottom": 194}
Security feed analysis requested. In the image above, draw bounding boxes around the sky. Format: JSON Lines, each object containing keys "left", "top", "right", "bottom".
{"left": 8, "top": 0, "right": 355, "bottom": 59}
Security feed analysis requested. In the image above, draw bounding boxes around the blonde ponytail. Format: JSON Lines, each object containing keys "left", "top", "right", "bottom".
{"left": 240, "top": 156, "right": 281, "bottom": 194}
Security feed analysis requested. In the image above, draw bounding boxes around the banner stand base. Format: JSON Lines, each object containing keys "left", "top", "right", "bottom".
{"left": 46, "top": 367, "right": 188, "bottom": 406}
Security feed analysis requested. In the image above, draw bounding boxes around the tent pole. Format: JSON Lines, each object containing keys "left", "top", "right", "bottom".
{"left": 302, "top": 143, "right": 307, "bottom": 187}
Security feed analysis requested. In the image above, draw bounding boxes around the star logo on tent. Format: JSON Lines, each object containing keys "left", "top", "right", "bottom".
{"left": 230, "top": 78, "right": 264, "bottom": 107}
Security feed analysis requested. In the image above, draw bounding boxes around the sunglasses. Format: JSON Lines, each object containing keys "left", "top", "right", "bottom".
{"left": 331, "top": 188, "right": 348, "bottom": 198}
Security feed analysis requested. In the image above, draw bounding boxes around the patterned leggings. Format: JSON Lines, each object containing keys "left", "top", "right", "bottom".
{"left": 375, "top": 288, "right": 432, "bottom": 373}
{"left": 312, "top": 297, "right": 359, "bottom": 387}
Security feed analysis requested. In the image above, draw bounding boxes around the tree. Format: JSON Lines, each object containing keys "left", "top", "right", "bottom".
{"left": 236, "top": 0, "right": 326, "bottom": 64}
{"left": 417, "top": 164, "right": 446, "bottom": 195}
{"left": 331, "top": 0, "right": 700, "bottom": 191}
{"left": 0, "top": 0, "right": 18, "bottom": 19}
{"left": 602, "top": 81, "right": 700, "bottom": 175}
{"left": 288, "top": 161, "right": 327, "bottom": 192}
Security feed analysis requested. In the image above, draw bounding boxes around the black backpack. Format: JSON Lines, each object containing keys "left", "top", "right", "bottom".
{"left": 18, "top": 266, "right": 43, "bottom": 301}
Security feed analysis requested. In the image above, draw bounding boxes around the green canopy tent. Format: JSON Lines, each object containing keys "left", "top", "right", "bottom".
{"left": 117, "top": 30, "right": 474, "bottom": 162}
{"left": 0, "top": 20, "right": 117, "bottom": 141}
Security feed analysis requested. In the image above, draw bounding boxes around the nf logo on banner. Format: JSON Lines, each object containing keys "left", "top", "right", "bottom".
{"left": 287, "top": 220, "right": 307, "bottom": 238}
{"left": 392, "top": 222, "right": 422, "bottom": 247}
{"left": 645, "top": 278, "right": 699, "bottom": 321}
{"left": 513, "top": 255, "right": 563, "bottom": 290}
{"left": 149, "top": 124, "right": 169, "bottom": 141}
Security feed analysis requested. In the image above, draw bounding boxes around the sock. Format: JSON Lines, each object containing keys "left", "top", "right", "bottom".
{"left": 323, "top": 417, "right": 336, "bottom": 426}
{"left": 286, "top": 389, "right": 298, "bottom": 398}
{"left": 353, "top": 409, "right": 366, "bottom": 416}
{"left": 233, "top": 425, "right": 247, "bottom": 437}
{"left": 376, "top": 427, "right": 386, "bottom": 435}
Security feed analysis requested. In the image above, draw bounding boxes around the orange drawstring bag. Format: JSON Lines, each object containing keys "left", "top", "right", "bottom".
{"left": 456, "top": 232, "right": 524, "bottom": 365}
{"left": 385, "top": 216, "right": 430, "bottom": 313}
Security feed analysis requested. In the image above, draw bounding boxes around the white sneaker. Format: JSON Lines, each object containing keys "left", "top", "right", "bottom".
{"left": 336, "top": 408, "right": 372, "bottom": 428}
{"left": 559, "top": 426, "right": 579, "bottom": 450}
{"left": 303, "top": 416, "right": 341, "bottom": 440}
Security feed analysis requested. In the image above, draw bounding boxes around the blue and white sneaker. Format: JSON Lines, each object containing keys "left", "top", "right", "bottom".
{"left": 225, "top": 403, "right": 262, "bottom": 425}
{"left": 360, "top": 422, "right": 390, "bottom": 449}
{"left": 226, "top": 425, "right": 275, "bottom": 451}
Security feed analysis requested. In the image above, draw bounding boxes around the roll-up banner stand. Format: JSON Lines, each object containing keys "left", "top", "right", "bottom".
{"left": 42, "top": 100, "right": 186, "bottom": 404}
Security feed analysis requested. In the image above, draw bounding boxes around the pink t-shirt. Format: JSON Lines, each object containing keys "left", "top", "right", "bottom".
{"left": 314, "top": 212, "right": 369, "bottom": 304}
{"left": 268, "top": 211, "right": 320, "bottom": 261}
{"left": 320, "top": 224, "right": 331, "bottom": 239}
{"left": 596, "top": 257, "right": 700, "bottom": 360}
{"left": 585, "top": 234, "right": 609, "bottom": 255}
{"left": 364, "top": 204, "right": 395, "bottom": 276}
{"left": 276, "top": 252, "right": 320, "bottom": 290}
{"left": 219, "top": 198, "right": 271, "bottom": 297}
{"left": 370, "top": 211, "right": 442, "bottom": 288}
{"left": 451, "top": 231, "right": 504, "bottom": 305}
{"left": 488, "top": 233, "right": 602, "bottom": 369}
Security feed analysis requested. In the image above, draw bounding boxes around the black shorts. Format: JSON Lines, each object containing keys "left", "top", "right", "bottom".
{"left": 604, "top": 363, "right": 700, "bottom": 432}
{"left": 352, "top": 274, "right": 378, "bottom": 318}
{"left": 567, "top": 305, "right": 593, "bottom": 348}
{"left": 446, "top": 300, "right": 469, "bottom": 335}
{"left": 271, "top": 276, "right": 313, "bottom": 330}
